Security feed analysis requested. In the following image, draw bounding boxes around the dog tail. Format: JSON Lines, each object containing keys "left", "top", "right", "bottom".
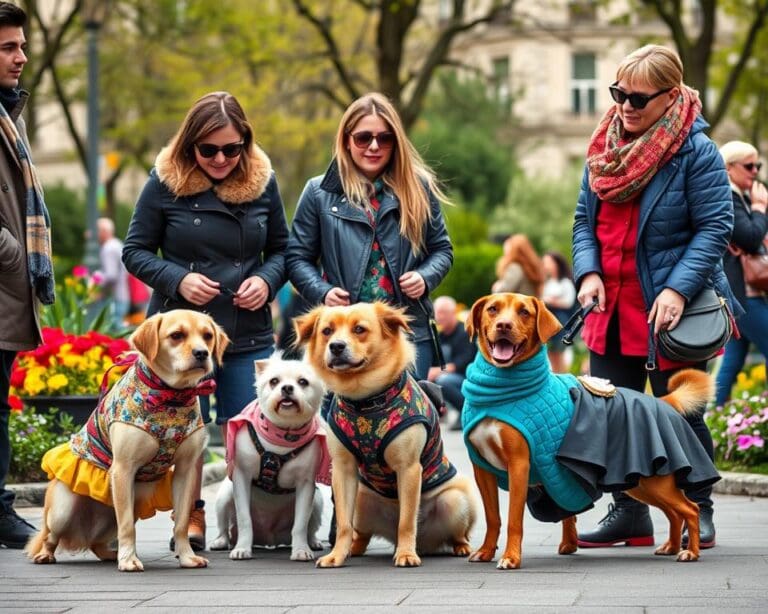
{"left": 24, "top": 528, "right": 46, "bottom": 559}
{"left": 659, "top": 368, "right": 715, "bottom": 415}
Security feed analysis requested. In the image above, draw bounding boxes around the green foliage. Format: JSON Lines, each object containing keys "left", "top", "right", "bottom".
{"left": 41, "top": 274, "right": 125, "bottom": 337}
{"left": 433, "top": 242, "right": 502, "bottom": 307}
{"left": 443, "top": 205, "right": 489, "bottom": 246}
{"left": 45, "top": 184, "right": 86, "bottom": 279}
{"left": 489, "top": 168, "right": 583, "bottom": 256}
{"left": 412, "top": 72, "right": 515, "bottom": 213}
{"left": 8, "top": 409, "right": 73, "bottom": 483}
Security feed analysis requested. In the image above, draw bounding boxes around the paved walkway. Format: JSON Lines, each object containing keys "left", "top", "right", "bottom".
{"left": 2, "top": 424, "right": 767, "bottom": 613}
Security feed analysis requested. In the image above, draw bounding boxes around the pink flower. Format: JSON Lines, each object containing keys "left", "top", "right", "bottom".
{"left": 736, "top": 435, "right": 765, "bottom": 451}
{"left": 72, "top": 265, "right": 89, "bottom": 278}
{"left": 91, "top": 271, "right": 104, "bottom": 285}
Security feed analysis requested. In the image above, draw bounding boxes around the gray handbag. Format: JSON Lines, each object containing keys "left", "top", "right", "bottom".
{"left": 651, "top": 288, "right": 733, "bottom": 367}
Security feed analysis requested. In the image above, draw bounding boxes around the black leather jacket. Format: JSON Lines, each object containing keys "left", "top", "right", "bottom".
{"left": 286, "top": 162, "right": 453, "bottom": 342}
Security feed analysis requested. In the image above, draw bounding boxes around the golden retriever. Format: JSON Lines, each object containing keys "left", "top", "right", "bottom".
{"left": 25, "top": 310, "right": 229, "bottom": 571}
{"left": 462, "top": 293, "right": 719, "bottom": 568}
{"left": 294, "top": 301, "right": 477, "bottom": 568}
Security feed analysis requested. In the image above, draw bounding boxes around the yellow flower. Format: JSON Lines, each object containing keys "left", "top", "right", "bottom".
{"left": 750, "top": 363, "right": 766, "bottom": 383}
{"left": 60, "top": 353, "right": 85, "bottom": 369}
{"left": 46, "top": 373, "right": 69, "bottom": 392}
{"left": 357, "top": 416, "right": 372, "bottom": 435}
{"left": 24, "top": 375, "right": 46, "bottom": 396}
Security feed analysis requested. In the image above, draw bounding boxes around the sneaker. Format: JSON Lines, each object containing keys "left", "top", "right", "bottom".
{"left": 577, "top": 500, "right": 655, "bottom": 548}
{"left": 0, "top": 508, "right": 37, "bottom": 549}
{"left": 169, "top": 500, "right": 206, "bottom": 552}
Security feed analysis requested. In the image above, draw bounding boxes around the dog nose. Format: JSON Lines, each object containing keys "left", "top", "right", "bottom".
{"left": 329, "top": 341, "right": 346, "bottom": 356}
{"left": 281, "top": 384, "right": 294, "bottom": 397}
{"left": 193, "top": 348, "right": 209, "bottom": 362}
{"left": 495, "top": 320, "right": 512, "bottom": 332}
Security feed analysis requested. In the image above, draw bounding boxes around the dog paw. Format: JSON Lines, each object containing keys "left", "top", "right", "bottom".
{"left": 32, "top": 552, "right": 56, "bottom": 564}
{"left": 676, "top": 549, "right": 698, "bottom": 562}
{"left": 291, "top": 547, "right": 315, "bottom": 562}
{"left": 179, "top": 554, "right": 208, "bottom": 568}
{"left": 558, "top": 541, "right": 578, "bottom": 555}
{"left": 309, "top": 539, "right": 324, "bottom": 551}
{"left": 393, "top": 550, "right": 421, "bottom": 567}
{"left": 452, "top": 542, "right": 472, "bottom": 557}
{"left": 468, "top": 548, "right": 495, "bottom": 563}
{"left": 118, "top": 556, "right": 145, "bottom": 572}
{"left": 208, "top": 537, "right": 229, "bottom": 551}
{"left": 496, "top": 555, "right": 522, "bottom": 570}
{"left": 229, "top": 547, "right": 253, "bottom": 560}
{"left": 316, "top": 551, "right": 347, "bottom": 568}
{"left": 654, "top": 541, "right": 679, "bottom": 556}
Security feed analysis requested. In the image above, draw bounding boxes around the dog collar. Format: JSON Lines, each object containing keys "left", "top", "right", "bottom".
{"left": 336, "top": 371, "right": 409, "bottom": 414}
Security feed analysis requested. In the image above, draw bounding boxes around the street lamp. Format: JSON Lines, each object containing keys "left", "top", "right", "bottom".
{"left": 83, "top": 1, "right": 108, "bottom": 271}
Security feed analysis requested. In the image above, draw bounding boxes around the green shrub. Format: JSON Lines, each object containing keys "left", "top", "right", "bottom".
{"left": 8, "top": 408, "right": 74, "bottom": 483}
{"left": 433, "top": 242, "right": 502, "bottom": 307}
{"left": 443, "top": 206, "right": 489, "bottom": 246}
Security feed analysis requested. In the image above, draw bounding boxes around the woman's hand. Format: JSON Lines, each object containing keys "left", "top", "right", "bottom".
{"left": 399, "top": 271, "right": 426, "bottom": 299}
{"left": 324, "top": 287, "right": 351, "bottom": 306}
{"left": 178, "top": 273, "right": 220, "bottom": 306}
{"left": 750, "top": 181, "right": 768, "bottom": 212}
{"left": 648, "top": 288, "right": 686, "bottom": 335}
{"left": 576, "top": 273, "right": 605, "bottom": 311}
{"left": 234, "top": 275, "right": 269, "bottom": 311}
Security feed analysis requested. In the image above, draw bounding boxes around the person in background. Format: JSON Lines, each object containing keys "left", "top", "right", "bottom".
{"left": 714, "top": 141, "right": 768, "bottom": 406}
{"left": 286, "top": 92, "right": 453, "bottom": 380}
{"left": 123, "top": 91, "right": 288, "bottom": 552}
{"left": 492, "top": 233, "right": 544, "bottom": 297}
{"left": 427, "top": 295, "right": 476, "bottom": 431}
{"left": 0, "top": 2, "right": 55, "bottom": 549}
{"left": 572, "top": 45, "right": 739, "bottom": 550}
{"left": 95, "top": 217, "right": 130, "bottom": 329}
{"left": 541, "top": 251, "right": 577, "bottom": 373}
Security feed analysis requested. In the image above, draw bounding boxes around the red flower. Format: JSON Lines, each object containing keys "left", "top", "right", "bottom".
{"left": 8, "top": 395, "right": 22, "bottom": 411}
{"left": 378, "top": 276, "right": 394, "bottom": 294}
{"left": 9, "top": 366, "right": 26, "bottom": 388}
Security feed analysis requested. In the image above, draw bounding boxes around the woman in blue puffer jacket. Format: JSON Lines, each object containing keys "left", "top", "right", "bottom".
{"left": 286, "top": 92, "right": 453, "bottom": 380}
{"left": 571, "top": 45, "right": 740, "bottom": 551}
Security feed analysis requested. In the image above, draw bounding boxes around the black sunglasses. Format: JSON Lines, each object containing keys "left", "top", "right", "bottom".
{"left": 561, "top": 298, "right": 599, "bottom": 346}
{"left": 350, "top": 131, "right": 396, "bottom": 149}
{"left": 195, "top": 142, "right": 244, "bottom": 159}
{"left": 609, "top": 83, "right": 672, "bottom": 110}
{"left": 739, "top": 162, "right": 763, "bottom": 172}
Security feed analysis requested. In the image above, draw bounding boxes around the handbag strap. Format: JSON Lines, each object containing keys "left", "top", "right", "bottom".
{"left": 417, "top": 298, "right": 446, "bottom": 370}
{"left": 646, "top": 326, "right": 658, "bottom": 371}
{"left": 561, "top": 298, "right": 598, "bottom": 346}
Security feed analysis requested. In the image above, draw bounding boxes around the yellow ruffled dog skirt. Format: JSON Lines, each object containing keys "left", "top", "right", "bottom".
{"left": 41, "top": 443, "right": 174, "bottom": 520}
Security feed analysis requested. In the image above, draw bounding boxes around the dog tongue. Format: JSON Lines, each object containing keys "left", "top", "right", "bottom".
{"left": 492, "top": 340, "right": 516, "bottom": 362}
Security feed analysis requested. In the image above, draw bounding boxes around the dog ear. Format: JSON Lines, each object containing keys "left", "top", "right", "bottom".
{"left": 374, "top": 301, "right": 412, "bottom": 337}
{"left": 466, "top": 296, "right": 490, "bottom": 341}
{"left": 130, "top": 313, "right": 163, "bottom": 362}
{"left": 254, "top": 358, "right": 270, "bottom": 376}
{"left": 293, "top": 306, "right": 322, "bottom": 348}
{"left": 533, "top": 297, "right": 563, "bottom": 344}
{"left": 211, "top": 321, "right": 230, "bottom": 366}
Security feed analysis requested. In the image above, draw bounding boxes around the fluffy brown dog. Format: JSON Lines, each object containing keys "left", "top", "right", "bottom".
{"left": 294, "top": 301, "right": 477, "bottom": 568}
{"left": 462, "top": 293, "right": 719, "bottom": 569}
{"left": 25, "top": 310, "right": 229, "bottom": 571}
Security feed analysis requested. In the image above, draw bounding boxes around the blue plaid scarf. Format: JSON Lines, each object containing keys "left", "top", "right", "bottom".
{"left": 0, "top": 91, "right": 55, "bottom": 304}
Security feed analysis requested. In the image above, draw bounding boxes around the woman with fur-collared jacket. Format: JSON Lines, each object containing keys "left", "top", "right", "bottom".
{"left": 571, "top": 45, "right": 740, "bottom": 552}
{"left": 123, "top": 92, "right": 288, "bottom": 551}
{"left": 286, "top": 92, "right": 453, "bottom": 380}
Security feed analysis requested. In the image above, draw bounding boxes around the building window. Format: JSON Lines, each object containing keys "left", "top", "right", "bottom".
{"left": 571, "top": 52, "right": 596, "bottom": 115}
{"left": 492, "top": 56, "right": 510, "bottom": 105}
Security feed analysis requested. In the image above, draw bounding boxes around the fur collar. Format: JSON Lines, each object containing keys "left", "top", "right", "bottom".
{"left": 154, "top": 143, "right": 272, "bottom": 204}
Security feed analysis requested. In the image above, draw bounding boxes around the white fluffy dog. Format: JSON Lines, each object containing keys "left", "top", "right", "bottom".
{"left": 210, "top": 354, "right": 328, "bottom": 561}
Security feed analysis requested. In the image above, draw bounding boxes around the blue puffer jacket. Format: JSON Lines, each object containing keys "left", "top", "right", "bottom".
{"left": 572, "top": 115, "right": 742, "bottom": 318}
{"left": 286, "top": 160, "right": 453, "bottom": 342}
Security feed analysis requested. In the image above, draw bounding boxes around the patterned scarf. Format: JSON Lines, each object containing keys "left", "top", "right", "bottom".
{"left": 0, "top": 94, "right": 55, "bottom": 304}
{"left": 587, "top": 85, "right": 701, "bottom": 203}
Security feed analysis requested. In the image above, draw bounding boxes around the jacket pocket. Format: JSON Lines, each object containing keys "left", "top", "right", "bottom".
{"left": 0, "top": 226, "right": 23, "bottom": 273}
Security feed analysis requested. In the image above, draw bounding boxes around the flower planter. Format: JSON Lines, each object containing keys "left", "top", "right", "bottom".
{"left": 21, "top": 395, "right": 99, "bottom": 429}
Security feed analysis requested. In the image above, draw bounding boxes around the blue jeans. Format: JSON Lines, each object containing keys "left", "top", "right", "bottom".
{"left": 715, "top": 296, "right": 768, "bottom": 406}
{"left": 413, "top": 339, "right": 433, "bottom": 381}
{"left": 1, "top": 350, "right": 17, "bottom": 513}
{"left": 434, "top": 372, "right": 466, "bottom": 411}
{"left": 200, "top": 346, "right": 274, "bottom": 425}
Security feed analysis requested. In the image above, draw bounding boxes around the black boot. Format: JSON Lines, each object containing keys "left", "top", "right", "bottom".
{"left": 577, "top": 493, "right": 654, "bottom": 547}
{"left": 0, "top": 508, "right": 37, "bottom": 549}
{"left": 682, "top": 506, "right": 715, "bottom": 549}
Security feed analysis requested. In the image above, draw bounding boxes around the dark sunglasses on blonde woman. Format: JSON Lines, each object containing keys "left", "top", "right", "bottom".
{"left": 350, "top": 131, "right": 396, "bottom": 149}
{"left": 195, "top": 142, "right": 244, "bottom": 158}
{"left": 608, "top": 82, "right": 672, "bottom": 110}
{"left": 739, "top": 162, "right": 763, "bottom": 172}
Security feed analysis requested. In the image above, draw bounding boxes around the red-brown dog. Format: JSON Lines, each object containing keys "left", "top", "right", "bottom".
{"left": 462, "top": 293, "right": 718, "bottom": 569}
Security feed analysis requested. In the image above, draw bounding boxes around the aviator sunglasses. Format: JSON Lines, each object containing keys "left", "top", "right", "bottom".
{"left": 349, "top": 130, "right": 396, "bottom": 149}
{"left": 195, "top": 142, "right": 244, "bottom": 158}
{"left": 608, "top": 82, "right": 672, "bottom": 110}
{"left": 739, "top": 162, "right": 763, "bottom": 172}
